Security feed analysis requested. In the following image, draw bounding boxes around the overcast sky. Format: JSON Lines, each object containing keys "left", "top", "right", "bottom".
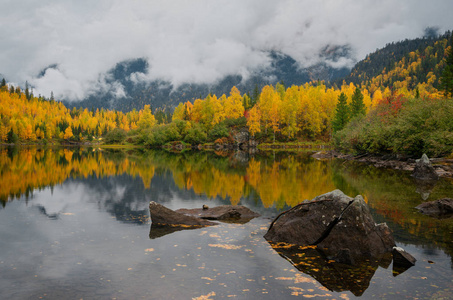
{"left": 1, "top": 0, "right": 453, "bottom": 100}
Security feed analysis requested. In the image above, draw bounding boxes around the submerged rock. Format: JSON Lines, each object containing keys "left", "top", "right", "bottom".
{"left": 149, "top": 202, "right": 260, "bottom": 227}
{"left": 149, "top": 202, "right": 260, "bottom": 238}
{"left": 415, "top": 198, "right": 453, "bottom": 219}
{"left": 412, "top": 153, "right": 439, "bottom": 181}
{"left": 264, "top": 190, "right": 395, "bottom": 264}
{"left": 149, "top": 201, "right": 216, "bottom": 228}
{"left": 176, "top": 205, "right": 260, "bottom": 223}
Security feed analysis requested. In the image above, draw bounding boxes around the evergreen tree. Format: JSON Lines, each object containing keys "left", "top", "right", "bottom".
{"left": 440, "top": 46, "right": 453, "bottom": 98}
{"left": 350, "top": 87, "right": 366, "bottom": 118}
{"left": 25, "top": 81, "right": 30, "bottom": 100}
{"left": 7, "top": 129, "right": 19, "bottom": 143}
{"left": 332, "top": 93, "right": 350, "bottom": 132}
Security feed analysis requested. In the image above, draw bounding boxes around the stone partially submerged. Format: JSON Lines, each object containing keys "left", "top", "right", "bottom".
{"left": 412, "top": 153, "right": 439, "bottom": 181}
{"left": 264, "top": 190, "right": 395, "bottom": 264}
{"left": 264, "top": 190, "right": 416, "bottom": 295}
{"left": 149, "top": 201, "right": 260, "bottom": 235}
{"left": 415, "top": 198, "right": 453, "bottom": 219}
{"left": 149, "top": 202, "right": 260, "bottom": 239}
{"left": 176, "top": 205, "right": 260, "bottom": 223}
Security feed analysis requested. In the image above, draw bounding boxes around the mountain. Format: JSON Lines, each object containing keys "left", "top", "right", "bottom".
{"left": 64, "top": 50, "right": 350, "bottom": 112}
{"left": 339, "top": 30, "right": 452, "bottom": 92}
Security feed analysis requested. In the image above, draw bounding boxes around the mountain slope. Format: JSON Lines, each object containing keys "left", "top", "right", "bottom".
{"left": 340, "top": 31, "right": 452, "bottom": 94}
{"left": 65, "top": 51, "right": 350, "bottom": 112}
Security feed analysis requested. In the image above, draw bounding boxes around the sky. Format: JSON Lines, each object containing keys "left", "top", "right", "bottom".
{"left": 1, "top": 0, "right": 453, "bottom": 101}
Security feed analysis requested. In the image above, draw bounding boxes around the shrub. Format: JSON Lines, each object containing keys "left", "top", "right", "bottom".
{"left": 334, "top": 97, "right": 453, "bottom": 157}
{"left": 103, "top": 128, "right": 127, "bottom": 144}
{"left": 184, "top": 124, "right": 207, "bottom": 145}
{"left": 208, "top": 123, "right": 229, "bottom": 141}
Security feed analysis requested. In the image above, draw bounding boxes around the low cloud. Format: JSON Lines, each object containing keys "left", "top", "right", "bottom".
{"left": 1, "top": 0, "right": 452, "bottom": 100}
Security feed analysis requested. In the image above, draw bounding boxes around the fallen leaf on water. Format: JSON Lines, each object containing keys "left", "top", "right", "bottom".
{"left": 192, "top": 291, "right": 216, "bottom": 300}
{"left": 144, "top": 248, "right": 154, "bottom": 252}
{"left": 208, "top": 244, "right": 243, "bottom": 250}
{"left": 275, "top": 277, "right": 293, "bottom": 281}
{"left": 339, "top": 293, "right": 350, "bottom": 300}
{"left": 201, "top": 277, "right": 215, "bottom": 281}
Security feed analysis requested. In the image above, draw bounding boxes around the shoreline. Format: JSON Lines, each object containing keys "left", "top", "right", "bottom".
{"left": 312, "top": 150, "right": 453, "bottom": 178}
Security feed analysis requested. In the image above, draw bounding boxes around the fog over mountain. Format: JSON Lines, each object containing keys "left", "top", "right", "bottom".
{"left": 1, "top": 0, "right": 453, "bottom": 107}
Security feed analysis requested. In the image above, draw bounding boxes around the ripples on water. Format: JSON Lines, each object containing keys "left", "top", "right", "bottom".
{"left": 0, "top": 147, "right": 452, "bottom": 299}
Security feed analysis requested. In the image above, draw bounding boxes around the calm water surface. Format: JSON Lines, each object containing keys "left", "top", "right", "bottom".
{"left": 0, "top": 147, "right": 452, "bottom": 299}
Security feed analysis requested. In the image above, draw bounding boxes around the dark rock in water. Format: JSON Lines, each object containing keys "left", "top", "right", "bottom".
{"left": 415, "top": 198, "right": 453, "bottom": 219}
{"left": 149, "top": 201, "right": 216, "bottom": 228}
{"left": 264, "top": 190, "right": 417, "bottom": 295}
{"left": 176, "top": 205, "right": 260, "bottom": 223}
{"left": 392, "top": 246, "right": 416, "bottom": 267}
{"left": 412, "top": 153, "right": 439, "bottom": 181}
{"left": 149, "top": 202, "right": 260, "bottom": 238}
{"left": 392, "top": 246, "right": 417, "bottom": 276}
{"left": 264, "top": 190, "right": 396, "bottom": 264}
{"left": 149, "top": 202, "right": 260, "bottom": 227}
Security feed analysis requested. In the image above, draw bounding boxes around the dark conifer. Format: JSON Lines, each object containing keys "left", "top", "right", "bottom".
{"left": 440, "top": 45, "right": 453, "bottom": 98}
{"left": 332, "top": 93, "right": 350, "bottom": 132}
{"left": 350, "top": 87, "right": 366, "bottom": 118}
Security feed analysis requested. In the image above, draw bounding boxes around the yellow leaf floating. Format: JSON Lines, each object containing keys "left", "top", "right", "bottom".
{"left": 192, "top": 291, "right": 216, "bottom": 300}
{"left": 208, "top": 244, "right": 243, "bottom": 250}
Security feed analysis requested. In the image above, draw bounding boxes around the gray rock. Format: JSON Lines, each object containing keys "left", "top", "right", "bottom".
{"left": 392, "top": 246, "right": 416, "bottom": 266}
{"left": 149, "top": 201, "right": 216, "bottom": 227}
{"left": 264, "top": 190, "right": 396, "bottom": 263}
{"left": 176, "top": 205, "right": 260, "bottom": 223}
{"left": 416, "top": 198, "right": 453, "bottom": 219}
{"left": 392, "top": 246, "right": 417, "bottom": 276}
{"left": 412, "top": 153, "right": 439, "bottom": 181}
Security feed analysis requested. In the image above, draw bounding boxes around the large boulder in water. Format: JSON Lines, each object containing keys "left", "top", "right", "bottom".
{"left": 264, "top": 190, "right": 396, "bottom": 264}
{"left": 412, "top": 153, "right": 439, "bottom": 181}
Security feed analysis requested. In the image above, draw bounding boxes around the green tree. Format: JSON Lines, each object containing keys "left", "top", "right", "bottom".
{"left": 332, "top": 93, "right": 350, "bottom": 132}
{"left": 7, "top": 128, "right": 19, "bottom": 143}
{"left": 104, "top": 128, "right": 127, "bottom": 144}
{"left": 350, "top": 87, "right": 366, "bottom": 118}
{"left": 440, "top": 46, "right": 453, "bottom": 98}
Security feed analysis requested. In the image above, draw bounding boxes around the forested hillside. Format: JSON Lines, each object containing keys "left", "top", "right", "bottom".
{"left": 1, "top": 31, "right": 452, "bottom": 149}
{"left": 340, "top": 31, "right": 452, "bottom": 98}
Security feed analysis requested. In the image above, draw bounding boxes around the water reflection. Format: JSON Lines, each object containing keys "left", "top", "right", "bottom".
{"left": 1, "top": 146, "right": 453, "bottom": 298}
{"left": 268, "top": 242, "right": 393, "bottom": 297}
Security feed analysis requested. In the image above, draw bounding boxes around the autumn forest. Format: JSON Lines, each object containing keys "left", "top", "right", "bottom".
{"left": 1, "top": 32, "right": 453, "bottom": 156}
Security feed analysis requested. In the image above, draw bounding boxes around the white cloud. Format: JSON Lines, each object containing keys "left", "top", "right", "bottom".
{"left": 1, "top": 0, "right": 452, "bottom": 101}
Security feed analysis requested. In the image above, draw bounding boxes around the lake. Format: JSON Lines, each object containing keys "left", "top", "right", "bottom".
{"left": 0, "top": 147, "right": 452, "bottom": 299}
